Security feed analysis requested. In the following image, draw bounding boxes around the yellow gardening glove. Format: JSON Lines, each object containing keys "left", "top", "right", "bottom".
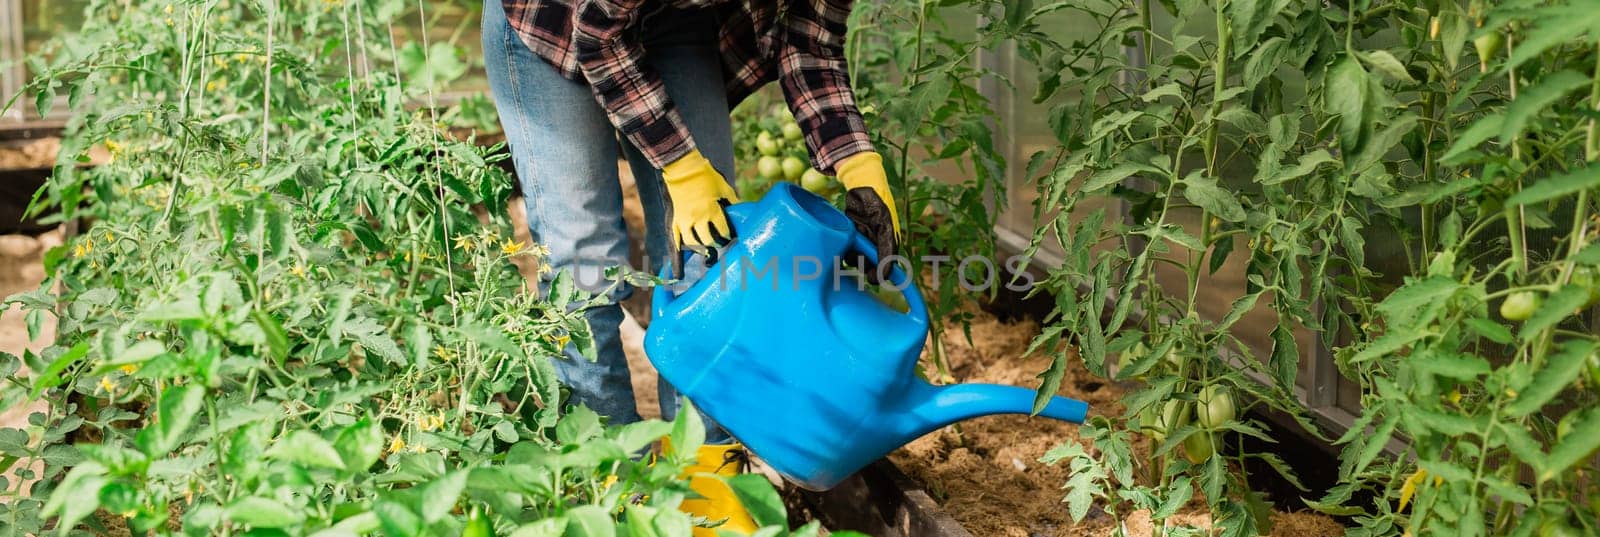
{"left": 662, "top": 149, "right": 740, "bottom": 251}
{"left": 679, "top": 444, "right": 758, "bottom": 536}
{"left": 837, "top": 151, "right": 900, "bottom": 268}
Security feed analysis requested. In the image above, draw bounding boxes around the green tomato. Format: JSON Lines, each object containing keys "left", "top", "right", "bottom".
{"left": 800, "top": 168, "right": 832, "bottom": 193}
{"left": 1538, "top": 520, "right": 1580, "bottom": 537}
{"left": 781, "top": 157, "right": 807, "bottom": 181}
{"left": 755, "top": 132, "right": 780, "bottom": 156}
{"left": 1146, "top": 399, "right": 1191, "bottom": 444}
{"left": 1500, "top": 291, "right": 1541, "bottom": 322}
{"left": 1196, "top": 385, "right": 1236, "bottom": 428}
{"left": 756, "top": 156, "right": 783, "bottom": 179}
{"left": 1572, "top": 267, "right": 1600, "bottom": 307}
{"left": 463, "top": 506, "right": 495, "bottom": 537}
{"left": 1587, "top": 350, "right": 1600, "bottom": 390}
{"left": 782, "top": 122, "right": 803, "bottom": 142}
{"left": 1182, "top": 431, "right": 1215, "bottom": 464}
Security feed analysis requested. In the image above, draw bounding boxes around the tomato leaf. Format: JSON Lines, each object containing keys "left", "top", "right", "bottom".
{"left": 1506, "top": 340, "right": 1596, "bottom": 416}
{"left": 1183, "top": 172, "right": 1246, "bottom": 223}
{"left": 1505, "top": 163, "right": 1600, "bottom": 207}
{"left": 1500, "top": 70, "right": 1589, "bottom": 143}
{"left": 1359, "top": 50, "right": 1416, "bottom": 83}
{"left": 1325, "top": 57, "right": 1369, "bottom": 153}
{"left": 1516, "top": 285, "right": 1589, "bottom": 340}
{"left": 420, "top": 470, "right": 468, "bottom": 523}
{"left": 226, "top": 496, "right": 305, "bottom": 529}
{"left": 1541, "top": 406, "right": 1600, "bottom": 482}
{"left": 1504, "top": 7, "right": 1600, "bottom": 71}
{"left": 269, "top": 430, "right": 346, "bottom": 471}
{"left": 29, "top": 341, "right": 90, "bottom": 399}
{"left": 1153, "top": 476, "right": 1194, "bottom": 519}
{"left": 137, "top": 384, "right": 205, "bottom": 456}
{"left": 1440, "top": 113, "right": 1503, "bottom": 164}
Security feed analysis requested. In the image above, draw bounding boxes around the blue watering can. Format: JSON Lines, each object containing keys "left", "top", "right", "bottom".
{"left": 645, "top": 183, "right": 1088, "bottom": 490}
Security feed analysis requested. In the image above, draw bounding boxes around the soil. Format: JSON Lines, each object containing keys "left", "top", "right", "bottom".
{"left": 0, "top": 138, "right": 62, "bottom": 170}
{"left": 887, "top": 308, "right": 1343, "bottom": 537}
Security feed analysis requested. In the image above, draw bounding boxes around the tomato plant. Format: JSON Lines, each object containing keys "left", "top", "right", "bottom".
{"left": 0, "top": 2, "right": 829, "bottom": 536}
{"left": 1017, "top": 0, "right": 1600, "bottom": 534}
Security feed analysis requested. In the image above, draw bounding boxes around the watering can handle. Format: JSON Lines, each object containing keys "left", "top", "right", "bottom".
{"left": 848, "top": 229, "right": 928, "bottom": 323}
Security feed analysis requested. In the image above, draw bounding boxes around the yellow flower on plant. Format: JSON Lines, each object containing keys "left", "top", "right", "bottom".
{"left": 417, "top": 412, "right": 446, "bottom": 431}
{"left": 388, "top": 436, "right": 405, "bottom": 454}
{"left": 71, "top": 243, "right": 85, "bottom": 258}
{"left": 119, "top": 364, "right": 139, "bottom": 375}
{"left": 528, "top": 242, "right": 551, "bottom": 257}
{"left": 500, "top": 239, "right": 526, "bottom": 256}
{"left": 290, "top": 262, "right": 307, "bottom": 279}
{"left": 103, "top": 231, "right": 113, "bottom": 243}
{"left": 537, "top": 264, "right": 552, "bottom": 276}
{"left": 452, "top": 235, "right": 475, "bottom": 251}
{"left": 409, "top": 444, "right": 427, "bottom": 453}
{"left": 99, "top": 377, "right": 116, "bottom": 394}
{"left": 432, "top": 345, "right": 456, "bottom": 362}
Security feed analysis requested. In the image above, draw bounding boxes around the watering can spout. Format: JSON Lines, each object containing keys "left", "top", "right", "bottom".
{"left": 888, "top": 382, "right": 1089, "bottom": 440}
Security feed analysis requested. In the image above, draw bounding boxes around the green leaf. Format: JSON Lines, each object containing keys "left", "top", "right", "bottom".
{"left": 1375, "top": 276, "right": 1459, "bottom": 321}
{"left": 226, "top": 496, "right": 305, "bottom": 529}
{"left": 1465, "top": 318, "right": 1513, "bottom": 344}
{"left": 1243, "top": 37, "right": 1291, "bottom": 89}
{"left": 334, "top": 417, "right": 385, "bottom": 474}
{"left": 30, "top": 341, "right": 90, "bottom": 398}
{"left": 1506, "top": 340, "right": 1596, "bottom": 416}
{"left": 1261, "top": 149, "right": 1337, "bottom": 185}
{"left": 374, "top": 500, "right": 423, "bottom": 537}
{"left": 564, "top": 505, "right": 616, "bottom": 537}
{"left": 1350, "top": 415, "right": 1397, "bottom": 477}
{"left": 43, "top": 463, "right": 107, "bottom": 536}
{"left": 139, "top": 384, "right": 205, "bottom": 456}
{"left": 1506, "top": 163, "right": 1600, "bottom": 207}
{"left": 1412, "top": 351, "right": 1491, "bottom": 381}
{"left": 1542, "top": 406, "right": 1600, "bottom": 482}
{"left": 1440, "top": 113, "right": 1503, "bottom": 164}
{"left": 1034, "top": 347, "right": 1070, "bottom": 412}
{"left": 1360, "top": 50, "right": 1416, "bottom": 83}
{"left": 1183, "top": 173, "right": 1246, "bottom": 222}
{"left": 508, "top": 518, "right": 568, "bottom": 537}
{"left": 669, "top": 398, "right": 706, "bottom": 458}
{"left": 725, "top": 474, "right": 787, "bottom": 527}
{"left": 1505, "top": 8, "right": 1600, "bottom": 71}
{"left": 1084, "top": 162, "right": 1160, "bottom": 194}
{"left": 1517, "top": 285, "right": 1590, "bottom": 340}
{"left": 1153, "top": 476, "right": 1194, "bottom": 519}
{"left": 1268, "top": 323, "right": 1299, "bottom": 390}
{"left": 251, "top": 308, "right": 289, "bottom": 365}
{"left": 1325, "top": 57, "right": 1369, "bottom": 152}
{"left": 265, "top": 430, "right": 346, "bottom": 469}
{"left": 1418, "top": 458, "right": 1473, "bottom": 483}
{"left": 1500, "top": 70, "right": 1589, "bottom": 143}
{"left": 354, "top": 329, "right": 405, "bottom": 366}
{"left": 1573, "top": 242, "right": 1600, "bottom": 265}
{"left": 421, "top": 470, "right": 468, "bottom": 523}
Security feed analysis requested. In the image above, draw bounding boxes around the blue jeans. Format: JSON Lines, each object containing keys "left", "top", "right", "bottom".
{"left": 482, "top": 0, "right": 734, "bottom": 444}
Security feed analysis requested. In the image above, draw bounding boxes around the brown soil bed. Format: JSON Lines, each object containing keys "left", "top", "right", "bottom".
{"left": 889, "top": 308, "right": 1344, "bottom": 537}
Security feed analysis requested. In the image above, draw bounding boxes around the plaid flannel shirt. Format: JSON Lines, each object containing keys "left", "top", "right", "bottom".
{"left": 502, "top": 0, "right": 874, "bottom": 173}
